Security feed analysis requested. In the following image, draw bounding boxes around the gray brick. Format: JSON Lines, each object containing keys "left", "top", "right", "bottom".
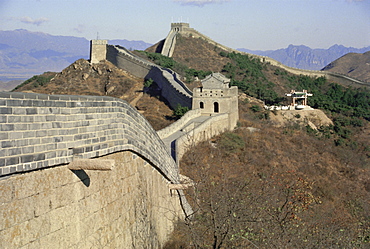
{"left": 17, "top": 164, "right": 24, "bottom": 171}
{"left": 0, "top": 132, "right": 8, "bottom": 140}
{"left": 9, "top": 166, "right": 16, "bottom": 174}
{"left": 6, "top": 157, "right": 19, "bottom": 166}
{"left": 14, "top": 124, "right": 28, "bottom": 131}
{"left": 0, "top": 107, "right": 12, "bottom": 114}
{"left": 7, "top": 147, "right": 22, "bottom": 156}
{"left": 49, "top": 95, "right": 60, "bottom": 100}
{"left": 46, "top": 115, "right": 56, "bottom": 121}
{"left": 2, "top": 140, "right": 15, "bottom": 148}
{"left": 6, "top": 99, "right": 22, "bottom": 106}
{"left": 0, "top": 158, "right": 5, "bottom": 167}
{"left": 52, "top": 122, "right": 62, "bottom": 128}
{"left": 9, "top": 132, "right": 23, "bottom": 140}
{"left": 22, "top": 146, "right": 34, "bottom": 154}
{"left": 36, "top": 130, "right": 47, "bottom": 137}
{"left": 73, "top": 147, "right": 84, "bottom": 154}
{"left": 7, "top": 116, "right": 22, "bottom": 123}
{"left": 21, "top": 155, "right": 34, "bottom": 163}
{"left": 23, "top": 131, "right": 36, "bottom": 138}
{"left": 0, "top": 116, "right": 6, "bottom": 123}
{"left": 46, "top": 144, "right": 57, "bottom": 150}
{"left": 26, "top": 108, "right": 38, "bottom": 115}
{"left": 0, "top": 124, "right": 14, "bottom": 131}
{"left": 34, "top": 153, "right": 45, "bottom": 161}
{"left": 2, "top": 166, "right": 9, "bottom": 175}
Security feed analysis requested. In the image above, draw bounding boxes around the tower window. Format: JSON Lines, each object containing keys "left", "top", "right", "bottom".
{"left": 200, "top": 102, "right": 204, "bottom": 109}
{"left": 214, "top": 102, "right": 219, "bottom": 113}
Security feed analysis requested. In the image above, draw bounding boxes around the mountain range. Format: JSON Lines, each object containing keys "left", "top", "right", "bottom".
{"left": 0, "top": 29, "right": 369, "bottom": 85}
{"left": 0, "top": 29, "right": 152, "bottom": 82}
{"left": 238, "top": 44, "right": 370, "bottom": 70}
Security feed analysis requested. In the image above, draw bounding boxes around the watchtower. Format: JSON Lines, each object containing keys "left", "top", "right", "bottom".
{"left": 90, "top": 39, "right": 108, "bottom": 64}
{"left": 193, "top": 73, "right": 239, "bottom": 129}
{"left": 171, "top": 22, "right": 190, "bottom": 32}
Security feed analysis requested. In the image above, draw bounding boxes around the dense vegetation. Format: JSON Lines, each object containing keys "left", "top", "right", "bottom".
{"left": 217, "top": 52, "right": 370, "bottom": 150}
{"left": 220, "top": 52, "right": 284, "bottom": 105}
{"left": 13, "top": 74, "right": 54, "bottom": 90}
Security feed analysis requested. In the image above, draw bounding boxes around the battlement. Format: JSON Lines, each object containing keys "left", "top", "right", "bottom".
{"left": 0, "top": 91, "right": 179, "bottom": 182}
{"left": 171, "top": 22, "right": 190, "bottom": 32}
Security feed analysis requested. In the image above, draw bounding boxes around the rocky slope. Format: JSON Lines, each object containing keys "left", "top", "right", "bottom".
{"left": 322, "top": 51, "right": 370, "bottom": 83}
{"left": 13, "top": 59, "right": 175, "bottom": 130}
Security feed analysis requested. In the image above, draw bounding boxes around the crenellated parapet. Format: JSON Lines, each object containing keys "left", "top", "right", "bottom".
{"left": 0, "top": 91, "right": 180, "bottom": 183}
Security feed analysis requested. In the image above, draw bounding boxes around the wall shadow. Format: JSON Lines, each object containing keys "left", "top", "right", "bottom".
{"left": 71, "top": 169, "right": 90, "bottom": 187}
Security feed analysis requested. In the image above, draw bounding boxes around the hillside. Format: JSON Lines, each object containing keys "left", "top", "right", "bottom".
{"left": 145, "top": 34, "right": 370, "bottom": 248}
{"left": 322, "top": 51, "right": 370, "bottom": 83}
{"left": 13, "top": 59, "right": 175, "bottom": 130}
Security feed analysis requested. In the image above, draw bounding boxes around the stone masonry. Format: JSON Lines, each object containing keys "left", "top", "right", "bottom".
{"left": 0, "top": 92, "right": 180, "bottom": 182}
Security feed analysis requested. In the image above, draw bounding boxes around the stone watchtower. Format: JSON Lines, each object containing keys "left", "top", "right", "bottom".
{"left": 171, "top": 22, "right": 190, "bottom": 32}
{"left": 192, "top": 73, "right": 239, "bottom": 129}
{"left": 90, "top": 39, "right": 108, "bottom": 64}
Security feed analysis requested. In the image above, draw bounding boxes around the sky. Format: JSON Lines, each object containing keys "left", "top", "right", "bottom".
{"left": 0, "top": 0, "right": 369, "bottom": 50}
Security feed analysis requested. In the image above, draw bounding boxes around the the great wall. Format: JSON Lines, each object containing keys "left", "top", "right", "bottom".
{"left": 1, "top": 22, "right": 366, "bottom": 248}
{"left": 163, "top": 23, "right": 369, "bottom": 89}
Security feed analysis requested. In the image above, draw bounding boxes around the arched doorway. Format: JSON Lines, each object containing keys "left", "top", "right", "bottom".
{"left": 200, "top": 102, "right": 204, "bottom": 109}
{"left": 213, "top": 102, "right": 219, "bottom": 113}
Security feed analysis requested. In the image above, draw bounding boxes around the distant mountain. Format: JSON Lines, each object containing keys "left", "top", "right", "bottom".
{"left": 238, "top": 44, "right": 370, "bottom": 70}
{"left": 0, "top": 29, "right": 152, "bottom": 82}
{"left": 322, "top": 51, "right": 370, "bottom": 83}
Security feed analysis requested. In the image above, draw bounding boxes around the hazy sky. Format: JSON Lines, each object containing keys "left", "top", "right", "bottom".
{"left": 0, "top": 0, "right": 369, "bottom": 50}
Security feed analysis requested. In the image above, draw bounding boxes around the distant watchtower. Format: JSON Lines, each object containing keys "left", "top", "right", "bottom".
{"left": 90, "top": 39, "right": 108, "bottom": 64}
{"left": 171, "top": 22, "right": 190, "bottom": 32}
{"left": 193, "top": 73, "right": 239, "bottom": 129}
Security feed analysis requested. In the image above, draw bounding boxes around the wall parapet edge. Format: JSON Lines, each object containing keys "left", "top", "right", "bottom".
{"left": 0, "top": 92, "right": 180, "bottom": 183}
{"left": 106, "top": 44, "right": 193, "bottom": 108}
{"left": 157, "top": 109, "right": 201, "bottom": 139}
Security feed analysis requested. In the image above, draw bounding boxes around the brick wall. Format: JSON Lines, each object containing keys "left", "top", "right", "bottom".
{"left": 0, "top": 92, "right": 179, "bottom": 182}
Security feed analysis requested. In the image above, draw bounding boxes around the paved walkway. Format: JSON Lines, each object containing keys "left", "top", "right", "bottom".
{"left": 161, "top": 115, "right": 211, "bottom": 162}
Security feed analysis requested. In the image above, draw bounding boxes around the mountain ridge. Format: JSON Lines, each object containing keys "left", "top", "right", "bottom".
{"left": 238, "top": 44, "right": 370, "bottom": 71}
{"left": 0, "top": 29, "right": 152, "bottom": 82}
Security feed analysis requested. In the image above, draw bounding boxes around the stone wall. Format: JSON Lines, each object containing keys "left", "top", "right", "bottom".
{"left": 175, "top": 113, "right": 230, "bottom": 161}
{"left": 0, "top": 91, "right": 190, "bottom": 248}
{"left": 0, "top": 151, "right": 184, "bottom": 248}
{"left": 157, "top": 109, "right": 201, "bottom": 140}
{"left": 170, "top": 24, "right": 368, "bottom": 89}
{"left": 105, "top": 45, "right": 193, "bottom": 109}
{"left": 0, "top": 92, "right": 179, "bottom": 182}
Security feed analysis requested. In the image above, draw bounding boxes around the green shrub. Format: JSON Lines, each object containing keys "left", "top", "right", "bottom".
{"left": 250, "top": 105, "right": 261, "bottom": 112}
{"left": 173, "top": 104, "right": 189, "bottom": 118}
{"left": 144, "top": 78, "right": 153, "bottom": 88}
{"left": 13, "top": 74, "right": 53, "bottom": 90}
{"left": 219, "top": 132, "right": 245, "bottom": 153}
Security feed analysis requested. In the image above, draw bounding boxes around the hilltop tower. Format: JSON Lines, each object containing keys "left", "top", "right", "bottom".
{"left": 90, "top": 39, "right": 108, "bottom": 63}
{"left": 171, "top": 22, "right": 190, "bottom": 32}
{"left": 193, "top": 73, "right": 239, "bottom": 129}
